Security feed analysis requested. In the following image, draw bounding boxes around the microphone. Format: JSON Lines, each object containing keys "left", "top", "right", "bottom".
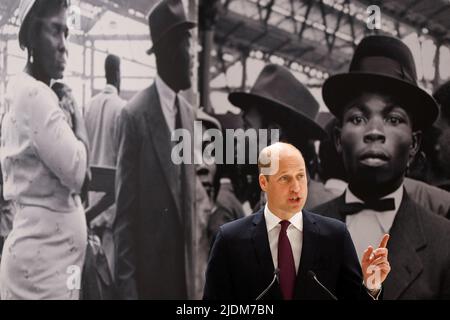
{"left": 308, "top": 271, "right": 338, "bottom": 300}
{"left": 255, "top": 268, "right": 280, "bottom": 300}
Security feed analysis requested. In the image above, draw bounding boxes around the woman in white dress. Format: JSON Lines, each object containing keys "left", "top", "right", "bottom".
{"left": 0, "top": 0, "right": 89, "bottom": 299}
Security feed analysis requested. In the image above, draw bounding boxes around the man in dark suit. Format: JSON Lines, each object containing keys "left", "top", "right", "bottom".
{"left": 204, "top": 142, "right": 390, "bottom": 300}
{"left": 114, "top": 0, "right": 196, "bottom": 299}
{"left": 314, "top": 35, "right": 450, "bottom": 299}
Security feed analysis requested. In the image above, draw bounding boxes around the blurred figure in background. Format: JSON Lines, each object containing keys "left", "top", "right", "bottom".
{"left": 193, "top": 108, "right": 221, "bottom": 299}
{"left": 84, "top": 54, "right": 126, "bottom": 277}
{"left": 318, "top": 117, "right": 348, "bottom": 198}
{"left": 432, "top": 81, "right": 450, "bottom": 192}
{"left": 207, "top": 112, "right": 247, "bottom": 244}
{"left": 0, "top": 113, "right": 14, "bottom": 261}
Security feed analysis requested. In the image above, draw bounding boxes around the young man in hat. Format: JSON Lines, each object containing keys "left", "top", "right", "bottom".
{"left": 317, "top": 118, "right": 450, "bottom": 217}
{"left": 204, "top": 142, "right": 390, "bottom": 300}
{"left": 114, "top": 0, "right": 197, "bottom": 299}
{"left": 314, "top": 35, "right": 450, "bottom": 299}
{"left": 228, "top": 64, "right": 335, "bottom": 211}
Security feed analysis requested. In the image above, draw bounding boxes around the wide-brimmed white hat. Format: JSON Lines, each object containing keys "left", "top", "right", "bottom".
{"left": 18, "top": 0, "right": 37, "bottom": 49}
{"left": 18, "top": 0, "right": 36, "bottom": 32}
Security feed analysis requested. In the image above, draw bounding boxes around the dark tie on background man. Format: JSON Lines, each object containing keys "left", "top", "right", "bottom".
{"left": 174, "top": 95, "right": 185, "bottom": 225}
{"left": 175, "top": 95, "right": 182, "bottom": 130}
{"left": 341, "top": 198, "right": 395, "bottom": 215}
{"left": 278, "top": 220, "right": 296, "bottom": 300}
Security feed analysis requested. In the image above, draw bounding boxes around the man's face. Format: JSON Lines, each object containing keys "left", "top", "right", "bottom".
{"left": 337, "top": 92, "right": 420, "bottom": 188}
{"left": 259, "top": 148, "right": 308, "bottom": 216}
{"left": 158, "top": 28, "right": 192, "bottom": 91}
{"left": 176, "top": 29, "right": 192, "bottom": 90}
{"left": 34, "top": 8, "right": 69, "bottom": 80}
{"left": 243, "top": 106, "right": 264, "bottom": 131}
{"left": 242, "top": 105, "right": 283, "bottom": 150}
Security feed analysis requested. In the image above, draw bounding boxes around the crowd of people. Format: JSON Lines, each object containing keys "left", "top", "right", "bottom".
{"left": 0, "top": 0, "right": 449, "bottom": 300}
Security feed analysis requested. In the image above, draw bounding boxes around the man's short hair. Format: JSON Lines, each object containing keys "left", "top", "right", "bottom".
{"left": 105, "top": 54, "right": 121, "bottom": 83}
{"left": 258, "top": 142, "right": 299, "bottom": 179}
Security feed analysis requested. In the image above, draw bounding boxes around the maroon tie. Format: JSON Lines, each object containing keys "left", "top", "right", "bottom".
{"left": 278, "top": 220, "right": 296, "bottom": 300}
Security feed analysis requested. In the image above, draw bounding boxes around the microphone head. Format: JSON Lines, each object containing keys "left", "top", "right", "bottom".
{"left": 274, "top": 268, "right": 280, "bottom": 282}
{"left": 308, "top": 270, "right": 316, "bottom": 279}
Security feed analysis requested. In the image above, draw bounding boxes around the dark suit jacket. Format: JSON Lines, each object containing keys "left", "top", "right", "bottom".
{"left": 203, "top": 208, "right": 372, "bottom": 300}
{"left": 114, "top": 84, "right": 195, "bottom": 299}
{"left": 313, "top": 191, "right": 450, "bottom": 299}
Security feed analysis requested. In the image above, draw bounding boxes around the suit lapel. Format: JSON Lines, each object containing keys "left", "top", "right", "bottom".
{"left": 178, "top": 96, "right": 195, "bottom": 217}
{"left": 294, "top": 210, "right": 319, "bottom": 299}
{"left": 251, "top": 210, "right": 282, "bottom": 300}
{"left": 331, "top": 194, "right": 346, "bottom": 222}
{"left": 384, "top": 192, "right": 426, "bottom": 299}
{"left": 146, "top": 84, "right": 182, "bottom": 221}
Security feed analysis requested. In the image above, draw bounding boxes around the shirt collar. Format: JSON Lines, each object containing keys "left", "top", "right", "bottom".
{"left": 220, "top": 178, "right": 232, "bottom": 185}
{"left": 324, "top": 178, "right": 348, "bottom": 193}
{"left": 264, "top": 204, "right": 303, "bottom": 232}
{"left": 103, "top": 84, "right": 118, "bottom": 95}
{"left": 345, "top": 184, "right": 403, "bottom": 210}
{"left": 155, "top": 74, "right": 177, "bottom": 109}
{"left": 345, "top": 184, "right": 403, "bottom": 233}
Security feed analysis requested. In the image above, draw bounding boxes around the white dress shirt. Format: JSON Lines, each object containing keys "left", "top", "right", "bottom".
{"left": 324, "top": 178, "right": 347, "bottom": 198}
{"left": 264, "top": 204, "right": 303, "bottom": 273}
{"left": 85, "top": 84, "right": 126, "bottom": 167}
{"left": 155, "top": 75, "right": 178, "bottom": 134}
{"left": 345, "top": 185, "right": 403, "bottom": 262}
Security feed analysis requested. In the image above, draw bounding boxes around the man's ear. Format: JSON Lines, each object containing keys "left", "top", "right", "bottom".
{"left": 334, "top": 126, "right": 343, "bottom": 154}
{"left": 259, "top": 174, "right": 268, "bottom": 192}
{"left": 409, "top": 130, "right": 422, "bottom": 159}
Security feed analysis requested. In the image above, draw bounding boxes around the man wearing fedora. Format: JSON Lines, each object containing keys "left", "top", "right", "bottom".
{"left": 114, "top": 0, "right": 197, "bottom": 299}
{"left": 228, "top": 64, "right": 335, "bottom": 211}
{"left": 313, "top": 35, "right": 450, "bottom": 299}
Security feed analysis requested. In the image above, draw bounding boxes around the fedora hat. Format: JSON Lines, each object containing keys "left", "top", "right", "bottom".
{"left": 322, "top": 35, "right": 439, "bottom": 130}
{"left": 229, "top": 64, "right": 326, "bottom": 140}
{"left": 146, "top": 0, "right": 196, "bottom": 55}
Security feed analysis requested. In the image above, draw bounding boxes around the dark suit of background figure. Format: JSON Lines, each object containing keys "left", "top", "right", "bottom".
{"left": 114, "top": 84, "right": 195, "bottom": 299}
{"left": 313, "top": 192, "right": 450, "bottom": 299}
{"left": 204, "top": 208, "right": 373, "bottom": 300}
